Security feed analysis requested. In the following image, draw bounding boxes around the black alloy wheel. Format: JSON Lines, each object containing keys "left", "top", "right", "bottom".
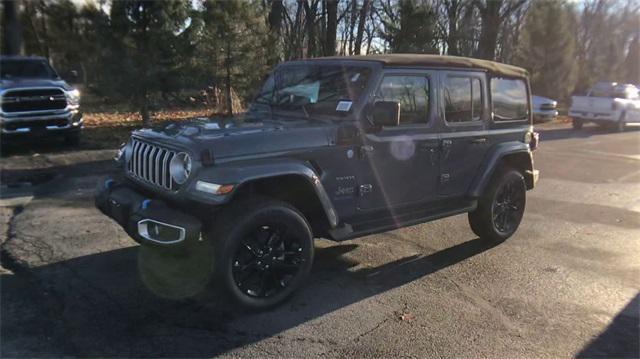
{"left": 231, "top": 223, "right": 306, "bottom": 298}
{"left": 210, "top": 198, "right": 314, "bottom": 309}
{"left": 491, "top": 178, "right": 526, "bottom": 235}
{"left": 469, "top": 168, "right": 526, "bottom": 243}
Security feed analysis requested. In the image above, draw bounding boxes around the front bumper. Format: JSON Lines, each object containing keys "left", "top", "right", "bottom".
{"left": 95, "top": 178, "right": 203, "bottom": 247}
{"left": 1, "top": 110, "right": 83, "bottom": 137}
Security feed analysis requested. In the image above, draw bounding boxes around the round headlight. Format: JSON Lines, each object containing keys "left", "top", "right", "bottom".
{"left": 170, "top": 152, "right": 192, "bottom": 185}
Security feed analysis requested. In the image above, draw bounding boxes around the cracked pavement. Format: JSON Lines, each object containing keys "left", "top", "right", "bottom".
{"left": 1, "top": 123, "right": 639, "bottom": 358}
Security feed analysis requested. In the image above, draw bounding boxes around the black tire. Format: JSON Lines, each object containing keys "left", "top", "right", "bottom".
{"left": 65, "top": 132, "right": 81, "bottom": 146}
{"left": 209, "top": 198, "right": 314, "bottom": 310}
{"left": 615, "top": 111, "right": 626, "bottom": 132}
{"left": 572, "top": 118, "right": 583, "bottom": 130}
{"left": 469, "top": 168, "right": 527, "bottom": 243}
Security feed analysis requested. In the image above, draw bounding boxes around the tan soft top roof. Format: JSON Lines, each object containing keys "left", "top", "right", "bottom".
{"left": 312, "top": 54, "right": 528, "bottom": 78}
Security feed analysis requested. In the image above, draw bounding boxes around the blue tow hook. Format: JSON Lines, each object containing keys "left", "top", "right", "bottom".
{"left": 141, "top": 199, "right": 151, "bottom": 210}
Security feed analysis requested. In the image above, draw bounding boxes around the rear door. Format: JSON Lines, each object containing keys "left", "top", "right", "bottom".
{"left": 438, "top": 71, "right": 490, "bottom": 197}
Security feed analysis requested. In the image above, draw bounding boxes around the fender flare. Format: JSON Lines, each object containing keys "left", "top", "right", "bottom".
{"left": 195, "top": 158, "right": 339, "bottom": 228}
{"left": 468, "top": 141, "right": 533, "bottom": 198}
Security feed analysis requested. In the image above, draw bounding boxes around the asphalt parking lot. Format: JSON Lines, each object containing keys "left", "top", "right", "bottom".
{"left": 1, "top": 122, "right": 639, "bottom": 358}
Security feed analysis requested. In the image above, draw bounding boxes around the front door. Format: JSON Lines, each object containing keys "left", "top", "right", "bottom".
{"left": 438, "top": 71, "right": 490, "bottom": 197}
{"left": 358, "top": 72, "right": 440, "bottom": 211}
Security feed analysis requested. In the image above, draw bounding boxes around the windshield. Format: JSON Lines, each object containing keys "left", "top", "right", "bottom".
{"left": 252, "top": 64, "right": 372, "bottom": 118}
{"left": 0, "top": 59, "right": 57, "bottom": 79}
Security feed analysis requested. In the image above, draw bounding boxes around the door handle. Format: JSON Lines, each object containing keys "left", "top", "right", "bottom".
{"left": 470, "top": 138, "right": 487, "bottom": 144}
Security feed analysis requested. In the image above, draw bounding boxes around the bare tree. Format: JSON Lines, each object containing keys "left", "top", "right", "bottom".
{"left": 473, "top": 0, "right": 528, "bottom": 60}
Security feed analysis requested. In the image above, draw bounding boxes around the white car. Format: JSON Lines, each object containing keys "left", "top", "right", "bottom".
{"left": 569, "top": 82, "right": 640, "bottom": 131}
{"left": 532, "top": 95, "right": 558, "bottom": 123}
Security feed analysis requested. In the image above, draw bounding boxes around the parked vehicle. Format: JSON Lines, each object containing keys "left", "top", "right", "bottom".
{"left": 0, "top": 56, "right": 82, "bottom": 145}
{"left": 532, "top": 95, "right": 558, "bottom": 123}
{"left": 569, "top": 82, "right": 640, "bottom": 131}
{"left": 96, "top": 54, "right": 540, "bottom": 309}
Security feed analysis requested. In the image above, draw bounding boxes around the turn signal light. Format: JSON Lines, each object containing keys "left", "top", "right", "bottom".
{"left": 195, "top": 180, "right": 234, "bottom": 195}
{"left": 524, "top": 131, "right": 540, "bottom": 151}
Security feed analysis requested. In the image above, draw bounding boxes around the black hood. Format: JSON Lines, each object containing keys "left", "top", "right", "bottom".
{"left": 132, "top": 114, "right": 337, "bottom": 161}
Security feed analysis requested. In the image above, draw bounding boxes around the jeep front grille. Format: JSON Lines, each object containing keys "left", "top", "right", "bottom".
{"left": 128, "top": 139, "right": 176, "bottom": 190}
{"left": 1, "top": 88, "right": 67, "bottom": 113}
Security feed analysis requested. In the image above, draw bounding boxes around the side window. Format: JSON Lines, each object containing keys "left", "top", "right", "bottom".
{"left": 444, "top": 76, "right": 482, "bottom": 123}
{"left": 376, "top": 75, "right": 430, "bottom": 124}
{"left": 491, "top": 77, "right": 528, "bottom": 121}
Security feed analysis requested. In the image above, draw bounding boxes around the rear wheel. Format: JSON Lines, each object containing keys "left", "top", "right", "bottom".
{"left": 210, "top": 198, "right": 314, "bottom": 310}
{"left": 572, "top": 118, "right": 583, "bottom": 130}
{"left": 469, "top": 168, "right": 526, "bottom": 243}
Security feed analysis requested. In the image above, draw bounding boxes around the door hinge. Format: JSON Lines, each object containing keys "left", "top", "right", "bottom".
{"left": 359, "top": 184, "right": 373, "bottom": 197}
{"left": 440, "top": 173, "right": 451, "bottom": 184}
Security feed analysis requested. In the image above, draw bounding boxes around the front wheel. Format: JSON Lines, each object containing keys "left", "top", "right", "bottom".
{"left": 469, "top": 168, "right": 527, "bottom": 243}
{"left": 209, "top": 198, "right": 314, "bottom": 310}
{"left": 572, "top": 118, "right": 583, "bottom": 130}
{"left": 64, "top": 132, "right": 81, "bottom": 147}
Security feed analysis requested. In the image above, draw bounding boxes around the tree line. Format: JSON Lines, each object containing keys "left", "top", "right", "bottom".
{"left": 2, "top": 0, "right": 639, "bottom": 124}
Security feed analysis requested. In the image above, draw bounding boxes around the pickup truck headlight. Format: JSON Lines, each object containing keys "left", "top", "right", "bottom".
{"left": 170, "top": 152, "right": 192, "bottom": 185}
{"left": 66, "top": 89, "right": 81, "bottom": 107}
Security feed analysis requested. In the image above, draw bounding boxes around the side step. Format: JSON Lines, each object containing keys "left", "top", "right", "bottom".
{"left": 327, "top": 201, "right": 477, "bottom": 242}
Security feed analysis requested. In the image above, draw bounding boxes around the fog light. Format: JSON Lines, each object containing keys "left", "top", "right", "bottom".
{"left": 195, "top": 180, "right": 234, "bottom": 195}
{"left": 138, "top": 219, "right": 186, "bottom": 244}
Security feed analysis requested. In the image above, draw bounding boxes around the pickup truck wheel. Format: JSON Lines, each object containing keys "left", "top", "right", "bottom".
{"left": 210, "top": 199, "right": 314, "bottom": 310}
{"left": 615, "top": 112, "right": 626, "bottom": 132}
{"left": 572, "top": 118, "right": 583, "bottom": 130}
{"left": 469, "top": 168, "right": 526, "bottom": 243}
{"left": 64, "top": 132, "right": 81, "bottom": 146}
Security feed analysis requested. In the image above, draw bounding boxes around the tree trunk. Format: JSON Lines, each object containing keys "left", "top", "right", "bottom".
{"left": 475, "top": 0, "right": 501, "bottom": 60}
{"left": 445, "top": 0, "right": 461, "bottom": 56}
{"left": 2, "top": 0, "right": 22, "bottom": 55}
{"left": 303, "top": 0, "right": 317, "bottom": 58}
{"left": 225, "top": 38, "right": 233, "bottom": 116}
{"left": 353, "top": 0, "right": 370, "bottom": 55}
{"left": 268, "top": 0, "right": 284, "bottom": 33}
{"left": 141, "top": 93, "right": 151, "bottom": 127}
{"left": 324, "top": 0, "right": 337, "bottom": 56}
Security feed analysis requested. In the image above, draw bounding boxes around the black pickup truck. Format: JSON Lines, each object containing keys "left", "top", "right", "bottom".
{"left": 97, "top": 54, "right": 539, "bottom": 309}
{"left": 0, "top": 56, "right": 82, "bottom": 145}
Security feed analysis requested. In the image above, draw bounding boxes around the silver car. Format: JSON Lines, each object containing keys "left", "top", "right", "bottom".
{"left": 532, "top": 95, "right": 558, "bottom": 123}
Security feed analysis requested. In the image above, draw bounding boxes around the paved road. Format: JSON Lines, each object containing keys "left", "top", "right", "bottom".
{"left": 1, "top": 123, "right": 639, "bottom": 358}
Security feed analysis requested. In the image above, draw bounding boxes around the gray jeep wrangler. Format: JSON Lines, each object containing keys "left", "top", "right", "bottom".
{"left": 96, "top": 54, "right": 539, "bottom": 309}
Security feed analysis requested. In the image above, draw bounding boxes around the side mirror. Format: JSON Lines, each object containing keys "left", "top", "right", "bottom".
{"left": 372, "top": 101, "right": 400, "bottom": 127}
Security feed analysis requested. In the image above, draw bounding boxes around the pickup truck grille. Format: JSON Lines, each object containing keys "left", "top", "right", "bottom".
{"left": 1, "top": 88, "right": 67, "bottom": 113}
{"left": 540, "top": 103, "right": 556, "bottom": 111}
{"left": 128, "top": 139, "right": 176, "bottom": 190}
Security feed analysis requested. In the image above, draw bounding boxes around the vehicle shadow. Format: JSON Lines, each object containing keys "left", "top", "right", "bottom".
{"left": 1, "top": 237, "right": 498, "bottom": 357}
{"left": 576, "top": 293, "right": 639, "bottom": 358}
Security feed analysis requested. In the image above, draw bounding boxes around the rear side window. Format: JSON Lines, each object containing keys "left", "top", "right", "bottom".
{"left": 376, "top": 75, "right": 430, "bottom": 124}
{"left": 444, "top": 76, "right": 482, "bottom": 123}
{"left": 491, "top": 78, "right": 528, "bottom": 121}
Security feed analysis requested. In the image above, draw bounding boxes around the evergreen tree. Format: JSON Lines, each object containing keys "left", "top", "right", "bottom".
{"left": 514, "top": 0, "right": 577, "bottom": 102}
{"left": 102, "top": 0, "right": 194, "bottom": 125}
{"left": 201, "top": 0, "right": 270, "bottom": 115}
{"left": 381, "top": 0, "right": 438, "bottom": 54}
